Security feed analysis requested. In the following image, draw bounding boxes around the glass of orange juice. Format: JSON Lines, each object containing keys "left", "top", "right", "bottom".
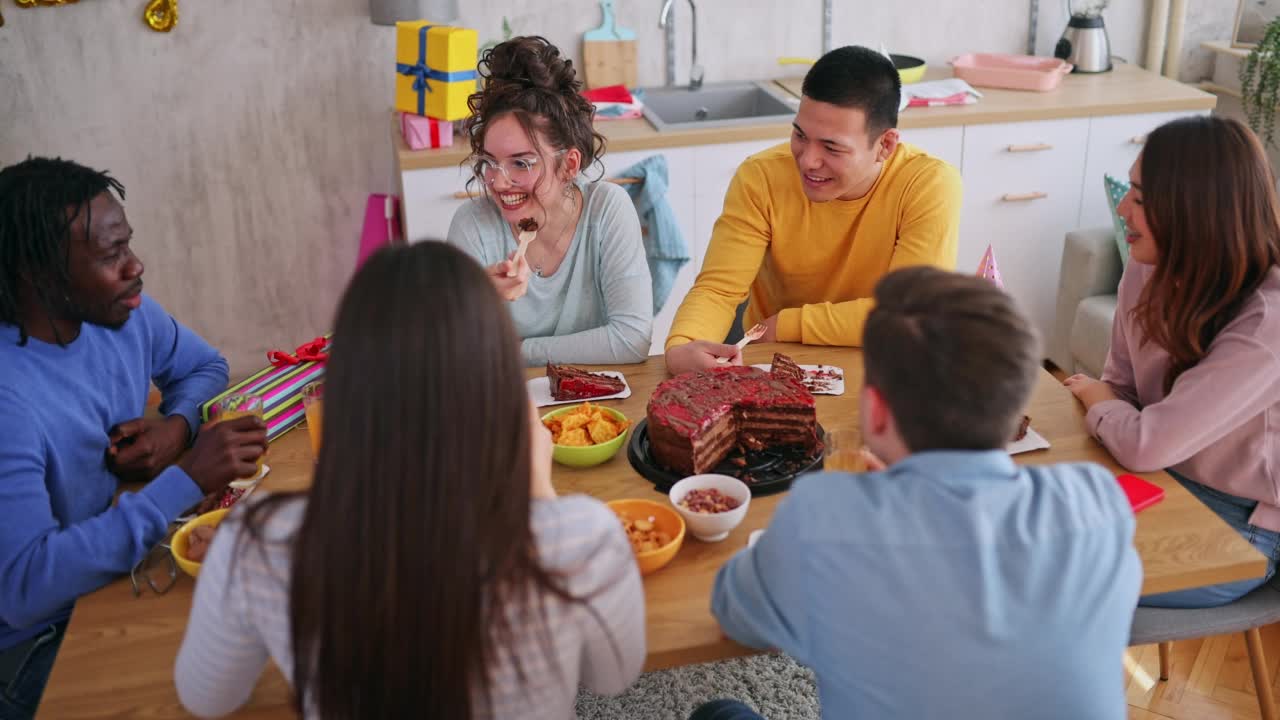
{"left": 823, "top": 428, "right": 866, "bottom": 472}
{"left": 302, "top": 381, "right": 323, "bottom": 459}
{"left": 212, "top": 392, "right": 265, "bottom": 480}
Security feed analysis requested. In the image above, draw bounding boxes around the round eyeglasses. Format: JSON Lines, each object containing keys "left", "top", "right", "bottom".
{"left": 476, "top": 149, "right": 567, "bottom": 187}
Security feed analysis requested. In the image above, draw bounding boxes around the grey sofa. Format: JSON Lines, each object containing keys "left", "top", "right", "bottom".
{"left": 1049, "top": 227, "right": 1124, "bottom": 377}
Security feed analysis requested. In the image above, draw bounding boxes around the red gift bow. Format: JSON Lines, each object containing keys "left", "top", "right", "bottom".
{"left": 267, "top": 337, "right": 330, "bottom": 367}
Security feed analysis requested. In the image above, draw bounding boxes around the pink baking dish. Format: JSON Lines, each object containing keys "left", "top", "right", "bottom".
{"left": 950, "top": 53, "right": 1073, "bottom": 92}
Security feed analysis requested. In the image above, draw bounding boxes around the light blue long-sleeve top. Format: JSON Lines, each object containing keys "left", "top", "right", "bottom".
{"left": 0, "top": 295, "right": 228, "bottom": 649}
{"left": 712, "top": 450, "right": 1142, "bottom": 720}
{"left": 447, "top": 179, "right": 653, "bottom": 366}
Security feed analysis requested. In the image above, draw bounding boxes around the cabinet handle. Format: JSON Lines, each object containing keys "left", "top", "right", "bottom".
{"left": 1001, "top": 191, "right": 1048, "bottom": 202}
{"left": 1129, "top": 135, "right": 1147, "bottom": 145}
{"left": 1005, "top": 143, "right": 1053, "bottom": 153}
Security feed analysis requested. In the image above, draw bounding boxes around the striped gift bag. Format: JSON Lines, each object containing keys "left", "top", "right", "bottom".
{"left": 201, "top": 336, "right": 330, "bottom": 442}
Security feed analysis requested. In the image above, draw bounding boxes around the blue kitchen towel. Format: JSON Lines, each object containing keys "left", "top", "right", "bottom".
{"left": 617, "top": 154, "right": 689, "bottom": 314}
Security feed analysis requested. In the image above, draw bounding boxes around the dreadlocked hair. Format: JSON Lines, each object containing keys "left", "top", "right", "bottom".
{"left": 0, "top": 157, "right": 125, "bottom": 346}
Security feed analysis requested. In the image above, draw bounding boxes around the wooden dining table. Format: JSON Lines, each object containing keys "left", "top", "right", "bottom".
{"left": 38, "top": 342, "right": 1267, "bottom": 718}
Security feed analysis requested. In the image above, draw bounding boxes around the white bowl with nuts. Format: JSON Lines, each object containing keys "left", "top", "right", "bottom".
{"left": 668, "top": 474, "right": 751, "bottom": 542}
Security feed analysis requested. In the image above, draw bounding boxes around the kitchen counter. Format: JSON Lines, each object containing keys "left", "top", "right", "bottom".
{"left": 396, "top": 62, "right": 1214, "bottom": 171}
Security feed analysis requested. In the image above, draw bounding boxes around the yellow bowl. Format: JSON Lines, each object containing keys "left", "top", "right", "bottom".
{"left": 608, "top": 499, "right": 686, "bottom": 575}
{"left": 171, "top": 508, "right": 230, "bottom": 578}
{"left": 541, "top": 404, "right": 630, "bottom": 468}
{"left": 892, "top": 53, "right": 927, "bottom": 84}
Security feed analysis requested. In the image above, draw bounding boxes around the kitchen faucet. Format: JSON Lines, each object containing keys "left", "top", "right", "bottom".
{"left": 659, "top": 0, "right": 704, "bottom": 90}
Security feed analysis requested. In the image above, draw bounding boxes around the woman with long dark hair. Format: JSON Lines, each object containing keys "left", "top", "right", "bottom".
{"left": 1065, "top": 116, "right": 1280, "bottom": 607}
{"left": 174, "top": 241, "right": 645, "bottom": 717}
{"left": 447, "top": 36, "right": 653, "bottom": 366}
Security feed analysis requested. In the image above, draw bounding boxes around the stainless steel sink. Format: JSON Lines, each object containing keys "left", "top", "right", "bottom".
{"left": 640, "top": 81, "right": 798, "bottom": 131}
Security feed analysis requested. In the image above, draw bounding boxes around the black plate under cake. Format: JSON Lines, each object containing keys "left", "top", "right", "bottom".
{"left": 627, "top": 419, "right": 825, "bottom": 496}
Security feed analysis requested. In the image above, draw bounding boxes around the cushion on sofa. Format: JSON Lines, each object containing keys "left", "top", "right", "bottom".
{"left": 1104, "top": 174, "right": 1131, "bottom": 269}
{"left": 1069, "top": 294, "right": 1118, "bottom": 377}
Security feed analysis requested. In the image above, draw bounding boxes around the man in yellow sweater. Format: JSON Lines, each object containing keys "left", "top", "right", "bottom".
{"left": 665, "top": 46, "right": 963, "bottom": 374}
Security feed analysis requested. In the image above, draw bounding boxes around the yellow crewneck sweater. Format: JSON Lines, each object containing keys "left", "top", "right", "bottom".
{"left": 666, "top": 141, "right": 962, "bottom": 348}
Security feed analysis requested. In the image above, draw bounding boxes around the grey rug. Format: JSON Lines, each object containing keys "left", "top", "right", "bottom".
{"left": 575, "top": 653, "right": 819, "bottom": 720}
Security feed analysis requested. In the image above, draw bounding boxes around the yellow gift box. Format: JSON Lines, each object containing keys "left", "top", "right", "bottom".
{"left": 395, "top": 21, "right": 478, "bottom": 122}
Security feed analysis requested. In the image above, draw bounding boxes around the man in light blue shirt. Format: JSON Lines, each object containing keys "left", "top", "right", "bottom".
{"left": 701, "top": 266, "right": 1142, "bottom": 720}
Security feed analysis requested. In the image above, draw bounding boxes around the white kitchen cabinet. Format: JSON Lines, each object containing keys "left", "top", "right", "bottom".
{"left": 900, "top": 126, "right": 964, "bottom": 173}
{"left": 400, "top": 163, "right": 474, "bottom": 244}
{"left": 960, "top": 118, "right": 1090, "bottom": 342}
{"left": 594, "top": 147, "right": 700, "bottom": 356}
{"left": 1077, "top": 111, "right": 1201, "bottom": 229}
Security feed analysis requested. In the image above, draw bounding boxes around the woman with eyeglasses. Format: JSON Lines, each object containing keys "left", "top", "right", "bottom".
{"left": 447, "top": 36, "right": 653, "bottom": 366}
{"left": 174, "top": 241, "right": 646, "bottom": 718}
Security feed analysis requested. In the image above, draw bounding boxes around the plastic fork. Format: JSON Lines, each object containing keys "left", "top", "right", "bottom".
{"left": 508, "top": 227, "right": 537, "bottom": 278}
{"left": 715, "top": 322, "right": 766, "bottom": 364}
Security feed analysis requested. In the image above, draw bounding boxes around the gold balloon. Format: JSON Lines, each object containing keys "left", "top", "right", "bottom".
{"left": 16, "top": 0, "right": 37, "bottom": 7}
{"left": 143, "top": 0, "right": 176, "bottom": 32}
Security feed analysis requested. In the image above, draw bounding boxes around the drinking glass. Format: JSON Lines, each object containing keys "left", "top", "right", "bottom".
{"left": 302, "top": 381, "right": 324, "bottom": 459}
{"left": 823, "top": 428, "right": 866, "bottom": 472}
{"left": 212, "top": 392, "right": 265, "bottom": 479}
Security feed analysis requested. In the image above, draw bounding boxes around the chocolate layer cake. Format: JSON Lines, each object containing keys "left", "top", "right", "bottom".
{"left": 547, "top": 363, "right": 625, "bottom": 401}
{"left": 770, "top": 352, "right": 806, "bottom": 384}
{"left": 647, "top": 366, "right": 818, "bottom": 476}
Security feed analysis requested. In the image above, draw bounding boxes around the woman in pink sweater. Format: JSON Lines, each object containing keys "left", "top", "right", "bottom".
{"left": 1065, "top": 116, "right": 1280, "bottom": 608}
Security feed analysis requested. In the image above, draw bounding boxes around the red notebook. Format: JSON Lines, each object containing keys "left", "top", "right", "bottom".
{"left": 1117, "top": 474, "right": 1165, "bottom": 512}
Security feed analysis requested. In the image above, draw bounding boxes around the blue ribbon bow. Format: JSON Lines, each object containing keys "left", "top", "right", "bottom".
{"left": 397, "top": 24, "right": 479, "bottom": 116}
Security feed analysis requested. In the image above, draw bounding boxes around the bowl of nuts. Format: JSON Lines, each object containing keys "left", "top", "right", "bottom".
{"left": 668, "top": 474, "right": 751, "bottom": 543}
{"left": 607, "top": 498, "right": 685, "bottom": 575}
{"left": 170, "top": 508, "right": 230, "bottom": 578}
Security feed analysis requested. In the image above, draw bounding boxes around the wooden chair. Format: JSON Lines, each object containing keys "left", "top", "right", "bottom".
{"left": 1129, "top": 576, "right": 1280, "bottom": 720}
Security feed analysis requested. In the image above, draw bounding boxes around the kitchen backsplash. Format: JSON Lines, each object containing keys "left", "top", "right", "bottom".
{"left": 463, "top": 0, "right": 1143, "bottom": 88}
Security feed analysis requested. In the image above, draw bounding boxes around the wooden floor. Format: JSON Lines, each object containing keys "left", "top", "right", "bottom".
{"left": 1128, "top": 626, "right": 1280, "bottom": 719}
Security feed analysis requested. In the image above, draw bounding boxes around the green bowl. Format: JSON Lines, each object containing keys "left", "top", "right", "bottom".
{"left": 541, "top": 404, "right": 630, "bottom": 468}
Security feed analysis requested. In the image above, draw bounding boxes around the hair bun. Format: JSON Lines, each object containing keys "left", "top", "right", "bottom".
{"left": 481, "top": 36, "right": 581, "bottom": 97}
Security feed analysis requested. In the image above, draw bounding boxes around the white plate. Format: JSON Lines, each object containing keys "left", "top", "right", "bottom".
{"left": 1007, "top": 428, "right": 1050, "bottom": 455}
{"left": 751, "top": 363, "right": 846, "bottom": 396}
{"left": 527, "top": 371, "right": 632, "bottom": 407}
{"left": 229, "top": 462, "right": 270, "bottom": 490}
{"left": 175, "top": 475, "right": 263, "bottom": 524}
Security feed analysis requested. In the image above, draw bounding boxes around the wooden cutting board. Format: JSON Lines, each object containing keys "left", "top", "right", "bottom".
{"left": 583, "top": 0, "right": 638, "bottom": 89}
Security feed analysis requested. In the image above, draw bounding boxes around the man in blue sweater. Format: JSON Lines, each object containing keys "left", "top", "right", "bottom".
{"left": 699, "top": 266, "right": 1142, "bottom": 719}
{"left": 0, "top": 157, "right": 267, "bottom": 719}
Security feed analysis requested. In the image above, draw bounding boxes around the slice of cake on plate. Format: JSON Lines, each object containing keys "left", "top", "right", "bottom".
{"left": 1012, "top": 415, "right": 1031, "bottom": 442}
{"left": 546, "top": 363, "right": 625, "bottom": 401}
{"left": 769, "top": 352, "right": 806, "bottom": 385}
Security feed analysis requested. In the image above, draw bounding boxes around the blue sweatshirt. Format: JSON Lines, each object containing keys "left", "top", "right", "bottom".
{"left": 0, "top": 295, "right": 228, "bottom": 649}
{"left": 712, "top": 451, "right": 1142, "bottom": 719}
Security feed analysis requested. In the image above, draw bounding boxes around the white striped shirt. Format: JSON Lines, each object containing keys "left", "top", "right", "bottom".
{"left": 174, "top": 494, "right": 645, "bottom": 718}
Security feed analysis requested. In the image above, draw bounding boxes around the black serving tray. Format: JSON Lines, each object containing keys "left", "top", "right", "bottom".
{"left": 626, "top": 419, "right": 825, "bottom": 497}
